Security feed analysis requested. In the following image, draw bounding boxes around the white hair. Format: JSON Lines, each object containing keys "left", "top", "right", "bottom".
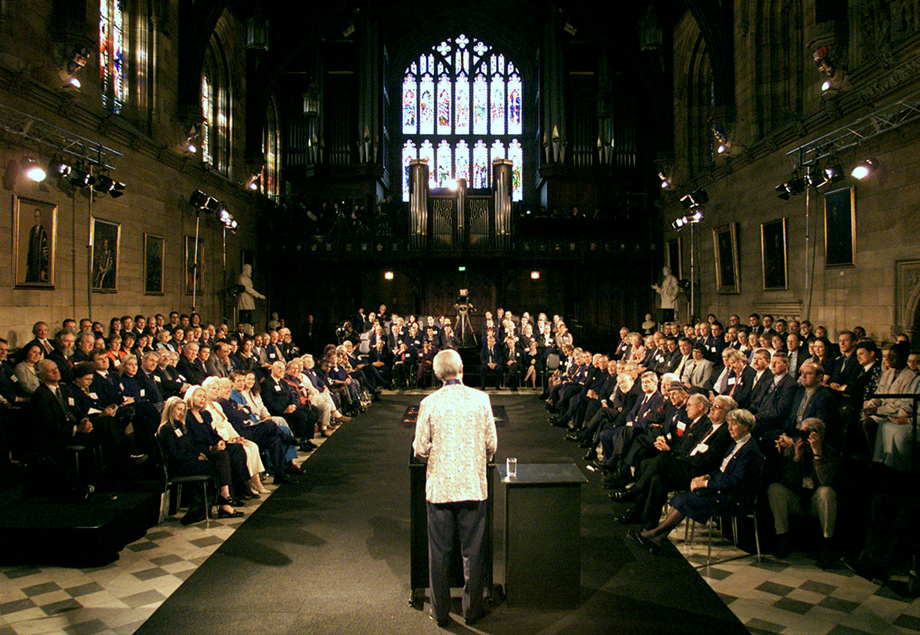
{"left": 433, "top": 349, "right": 463, "bottom": 380}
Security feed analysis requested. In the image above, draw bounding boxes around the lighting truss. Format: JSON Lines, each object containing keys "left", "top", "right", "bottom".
{"left": 0, "top": 102, "right": 122, "bottom": 169}
{"left": 788, "top": 88, "right": 920, "bottom": 167}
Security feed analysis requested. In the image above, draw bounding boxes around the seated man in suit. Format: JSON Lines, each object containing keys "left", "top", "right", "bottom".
{"left": 592, "top": 371, "right": 664, "bottom": 481}
{"left": 753, "top": 352, "right": 798, "bottom": 442}
{"left": 262, "top": 360, "right": 317, "bottom": 443}
{"left": 628, "top": 408, "right": 764, "bottom": 554}
{"left": 47, "top": 328, "right": 77, "bottom": 384}
{"left": 784, "top": 362, "right": 840, "bottom": 447}
{"left": 747, "top": 349, "right": 775, "bottom": 413}
{"left": 828, "top": 330, "right": 861, "bottom": 398}
{"left": 31, "top": 360, "right": 139, "bottom": 489}
{"left": 613, "top": 393, "right": 735, "bottom": 528}
{"left": 479, "top": 334, "right": 503, "bottom": 390}
{"left": 768, "top": 417, "right": 840, "bottom": 568}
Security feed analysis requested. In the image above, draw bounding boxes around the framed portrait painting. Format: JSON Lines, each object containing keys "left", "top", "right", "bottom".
{"left": 185, "top": 235, "right": 204, "bottom": 295}
{"left": 825, "top": 186, "right": 856, "bottom": 267}
{"left": 12, "top": 195, "right": 56, "bottom": 288}
{"left": 91, "top": 217, "right": 120, "bottom": 293}
{"left": 144, "top": 233, "right": 165, "bottom": 295}
{"left": 712, "top": 222, "right": 740, "bottom": 294}
{"left": 761, "top": 218, "right": 788, "bottom": 290}
{"left": 666, "top": 237, "right": 683, "bottom": 280}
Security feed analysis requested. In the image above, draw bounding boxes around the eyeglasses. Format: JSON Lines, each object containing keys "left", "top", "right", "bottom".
{"left": 711, "top": 405, "right": 725, "bottom": 411}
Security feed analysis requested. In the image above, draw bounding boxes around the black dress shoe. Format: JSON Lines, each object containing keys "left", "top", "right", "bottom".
{"left": 274, "top": 473, "right": 292, "bottom": 485}
{"left": 181, "top": 506, "right": 207, "bottom": 525}
{"left": 218, "top": 507, "right": 244, "bottom": 519}
{"left": 610, "top": 489, "right": 638, "bottom": 503}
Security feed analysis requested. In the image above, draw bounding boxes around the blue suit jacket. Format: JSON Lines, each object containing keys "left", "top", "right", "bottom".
{"left": 707, "top": 438, "right": 764, "bottom": 508}
{"left": 627, "top": 391, "right": 665, "bottom": 430}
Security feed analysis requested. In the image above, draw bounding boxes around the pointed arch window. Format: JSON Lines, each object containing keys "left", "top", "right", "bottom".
{"left": 262, "top": 99, "right": 281, "bottom": 199}
{"left": 99, "top": 0, "right": 127, "bottom": 114}
{"left": 201, "top": 33, "right": 231, "bottom": 175}
{"left": 401, "top": 34, "right": 523, "bottom": 201}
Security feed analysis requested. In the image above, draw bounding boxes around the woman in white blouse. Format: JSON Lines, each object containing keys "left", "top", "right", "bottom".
{"left": 201, "top": 376, "right": 268, "bottom": 496}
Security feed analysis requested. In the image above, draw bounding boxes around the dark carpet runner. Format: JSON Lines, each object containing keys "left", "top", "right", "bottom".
{"left": 136, "top": 391, "right": 747, "bottom": 635}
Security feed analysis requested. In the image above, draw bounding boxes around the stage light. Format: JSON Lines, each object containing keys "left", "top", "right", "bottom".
{"left": 658, "top": 172, "right": 672, "bottom": 189}
{"left": 458, "top": 266, "right": 466, "bottom": 272}
{"left": 774, "top": 183, "right": 791, "bottom": 200}
{"left": 691, "top": 210, "right": 703, "bottom": 223}
{"left": 531, "top": 271, "right": 540, "bottom": 280}
{"left": 22, "top": 158, "right": 46, "bottom": 182}
{"left": 189, "top": 189, "right": 209, "bottom": 209}
{"left": 205, "top": 196, "right": 220, "bottom": 213}
{"left": 680, "top": 188, "right": 708, "bottom": 209}
{"left": 245, "top": 174, "right": 260, "bottom": 191}
{"left": 851, "top": 158, "right": 878, "bottom": 180}
{"left": 218, "top": 208, "right": 231, "bottom": 225}
{"left": 184, "top": 125, "right": 198, "bottom": 154}
{"left": 384, "top": 271, "right": 394, "bottom": 281}
{"left": 64, "top": 77, "right": 81, "bottom": 89}
{"left": 822, "top": 80, "right": 832, "bottom": 92}
{"left": 70, "top": 166, "right": 95, "bottom": 188}
{"left": 48, "top": 155, "right": 71, "bottom": 178}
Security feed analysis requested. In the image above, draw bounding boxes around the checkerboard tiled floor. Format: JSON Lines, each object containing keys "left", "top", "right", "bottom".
{"left": 3, "top": 408, "right": 919, "bottom": 634}
{"left": 0, "top": 435, "right": 329, "bottom": 635}
{"left": 675, "top": 520, "right": 920, "bottom": 634}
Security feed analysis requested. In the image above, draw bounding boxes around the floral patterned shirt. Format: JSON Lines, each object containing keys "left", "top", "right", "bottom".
{"left": 413, "top": 382, "right": 497, "bottom": 503}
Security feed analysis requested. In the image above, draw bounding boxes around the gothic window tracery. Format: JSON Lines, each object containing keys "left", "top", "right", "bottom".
{"left": 401, "top": 34, "right": 522, "bottom": 201}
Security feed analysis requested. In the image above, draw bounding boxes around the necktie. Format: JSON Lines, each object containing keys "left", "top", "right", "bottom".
{"left": 56, "top": 387, "right": 76, "bottom": 422}
{"left": 796, "top": 392, "right": 811, "bottom": 424}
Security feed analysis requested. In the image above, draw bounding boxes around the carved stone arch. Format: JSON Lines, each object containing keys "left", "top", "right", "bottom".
{"left": 685, "top": 0, "right": 735, "bottom": 110}
{"left": 685, "top": 29, "right": 711, "bottom": 178}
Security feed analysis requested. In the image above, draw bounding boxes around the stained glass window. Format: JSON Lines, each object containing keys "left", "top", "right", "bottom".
{"left": 455, "top": 140, "right": 470, "bottom": 185}
{"left": 262, "top": 100, "right": 280, "bottom": 199}
{"left": 401, "top": 34, "right": 523, "bottom": 201}
{"left": 473, "top": 140, "right": 489, "bottom": 189}
{"left": 99, "top": 0, "right": 126, "bottom": 114}
{"left": 201, "top": 74, "right": 213, "bottom": 166}
{"left": 436, "top": 140, "right": 452, "bottom": 186}
{"left": 508, "top": 139, "right": 523, "bottom": 201}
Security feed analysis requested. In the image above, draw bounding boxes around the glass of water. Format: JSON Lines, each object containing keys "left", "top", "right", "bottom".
{"left": 506, "top": 457, "right": 518, "bottom": 478}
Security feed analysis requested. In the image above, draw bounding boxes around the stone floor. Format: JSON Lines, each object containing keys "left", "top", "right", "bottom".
{"left": 1, "top": 392, "right": 919, "bottom": 634}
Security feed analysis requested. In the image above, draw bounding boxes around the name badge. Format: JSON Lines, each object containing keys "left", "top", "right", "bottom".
{"left": 696, "top": 442, "right": 709, "bottom": 453}
{"left": 728, "top": 378, "right": 736, "bottom": 385}
{"left": 10, "top": 375, "right": 17, "bottom": 382}
{"left": 114, "top": 359, "right": 120, "bottom": 367}
{"left": 178, "top": 374, "right": 186, "bottom": 382}
{"left": 119, "top": 383, "right": 125, "bottom": 391}
{"left": 274, "top": 384, "right": 282, "bottom": 392}
{"left": 140, "top": 389, "right": 146, "bottom": 397}
{"left": 89, "top": 392, "right": 98, "bottom": 400}
{"left": 67, "top": 397, "right": 75, "bottom": 406}
{"left": 677, "top": 421, "right": 687, "bottom": 432}
{"left": 174, "top": 428, "right": 183, "bottom": 438}
{"left": 153, "top": 375, "right": 161, "bottom": 383}
{"left": 626, "top": 422, "right": 633, "bottom": 427}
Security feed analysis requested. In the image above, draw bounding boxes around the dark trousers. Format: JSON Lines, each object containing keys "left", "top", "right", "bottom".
{"left": 240, "top": 422, "right": 286, "bottom": 476}
{"left": 634, "top": 453, "right": 693, "bottom": 526}
{"left": 427, "top": 499, "right": 487, "bottom": 622}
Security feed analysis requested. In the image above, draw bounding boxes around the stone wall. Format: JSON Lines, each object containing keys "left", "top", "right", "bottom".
{"left": 0, "top": 1, "right": 267, "bottom": 346}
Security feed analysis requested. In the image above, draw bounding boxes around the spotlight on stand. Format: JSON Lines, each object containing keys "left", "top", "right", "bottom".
{"left": 775, "top": 173, "right": 806, "bottom": 200}
{"left": 47, "top": 155, "right": 72, "bottom": 178}
{"left": 680, "top": 188, "right": 708, "bottom": 209}
{"left": 189, "top": 189, "right": 209, "bottom": 209}
{"left": 22, "top": 158, "right": 47, "bottom": 182}
{"left": 671, "top": 210, "right": 704, "bottom": 229}
{"left": 93, "top": 172, "right": 126, "bottom": 198}
{"left": 185, "top": 125, "right": 199, "bottom": 154}
{"left": 205, "top": 196, "right": 220, "bottom": 213}
{"left": 218, "top": 208, "right": 237, "bottom": 231}
{"left": 851, "top": 158, "right": 878, "bottom": 180}
{"left": 658, "top": 171, "right": 672, "bottom": 189}
{"left": 70, "top": 166, "right": 95, "bottom": 188}
{"left": 245, "top": 174, "right": 260, "bottom": 191}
